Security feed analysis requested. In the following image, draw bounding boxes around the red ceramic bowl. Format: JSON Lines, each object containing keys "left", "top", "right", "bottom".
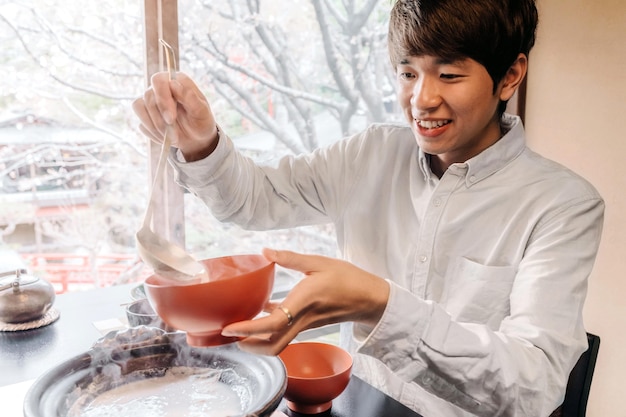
{"left": 144, "top": 254, "right": 275, "bottom": 347}
{"left": 278, "top": 342, "right": 353, "bottom": 414}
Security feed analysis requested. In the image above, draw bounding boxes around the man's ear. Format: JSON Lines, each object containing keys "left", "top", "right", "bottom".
{"left": 499, "top": 53, "right": 528, "bottom": 102}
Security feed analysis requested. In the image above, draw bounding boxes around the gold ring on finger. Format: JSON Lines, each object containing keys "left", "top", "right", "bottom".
{"left": 277, "top": 305, "right": 294, "bottom": 326}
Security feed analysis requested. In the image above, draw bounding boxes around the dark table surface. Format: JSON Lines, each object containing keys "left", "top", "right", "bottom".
{"left": 279, "top": 375, "right": 420, "bottom": 417}
{"left": 0, "top": 283, "right": 422, "bottom": 417}
{"left": 0, "top": 283, "right": 137, "bottom": 387}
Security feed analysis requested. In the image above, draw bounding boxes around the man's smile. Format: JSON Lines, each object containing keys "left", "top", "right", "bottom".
{"left": 416, "top": 119, "right": 452, "bottom": 129}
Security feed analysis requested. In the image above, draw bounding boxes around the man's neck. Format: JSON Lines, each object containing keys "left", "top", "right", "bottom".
{"left": 429, "top": 156, "right": 446, "bottom": 179}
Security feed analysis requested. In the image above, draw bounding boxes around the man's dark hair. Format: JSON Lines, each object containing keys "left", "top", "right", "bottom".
{"left": 388, "top": 0, "right": 538, "bottom": 115}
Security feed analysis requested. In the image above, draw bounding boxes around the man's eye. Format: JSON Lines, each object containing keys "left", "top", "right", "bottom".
{"left": 399, "top": 72, "right": 415, "bottom": 79}
{"left": 440, "top": 73, "right": 460, "bottom": 79}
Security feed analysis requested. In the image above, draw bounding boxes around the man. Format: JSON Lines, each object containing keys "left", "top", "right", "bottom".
{"left": 133, "top": 0, "right": 604, "bottom": 415}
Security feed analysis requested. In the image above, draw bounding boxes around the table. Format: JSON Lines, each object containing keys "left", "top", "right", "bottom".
{"left": 0, "top": 283, "right": 136, "bottom": 386}
{"left": 281, "top": 375, "right": 420, "bottom": 417}
{"left": 0, "top": 284, "right": 423, "bottom": 417}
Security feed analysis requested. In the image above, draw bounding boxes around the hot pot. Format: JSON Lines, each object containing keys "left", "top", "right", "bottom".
{"left": 24, "top": 327, "right": 286, "bottom": 417}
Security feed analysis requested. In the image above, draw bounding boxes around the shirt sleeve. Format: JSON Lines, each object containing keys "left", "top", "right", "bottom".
{"left": 169, "top": 128, "right": 361, "bottom": 230}
{"left": 355, "top": 195, "right": 604, "bottom": 416}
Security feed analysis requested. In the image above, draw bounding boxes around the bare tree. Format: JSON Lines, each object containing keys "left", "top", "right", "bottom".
{"left": 182, "top": 0, "right": 395, "bottom": 153}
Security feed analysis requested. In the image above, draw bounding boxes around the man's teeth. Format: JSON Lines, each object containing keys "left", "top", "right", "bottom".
{"left": 418, "top": 120, "right": 450, "bottom": 129}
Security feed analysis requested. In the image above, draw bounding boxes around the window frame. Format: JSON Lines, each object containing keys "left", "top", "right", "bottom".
{"left": 141, "top": 0, "right": 186, "bottom": 247}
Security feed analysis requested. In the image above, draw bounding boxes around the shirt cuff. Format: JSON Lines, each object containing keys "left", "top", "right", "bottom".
{"left": 169, "top": 127, "right": 235, "bottom": 188}
{"left": 355, "top": 280, "right": 432, "bottom": 372}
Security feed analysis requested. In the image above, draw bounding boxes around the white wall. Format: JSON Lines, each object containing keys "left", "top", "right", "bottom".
{"left": 525, "top": 1, "right": 626, "bottom": 415}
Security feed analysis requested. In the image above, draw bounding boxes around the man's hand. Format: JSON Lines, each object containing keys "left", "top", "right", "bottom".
{"left": 132, "top": 72, "right": 219, "bottom": 161}
{"left": 221, "top": 248, "right": 390, "bottom": 355}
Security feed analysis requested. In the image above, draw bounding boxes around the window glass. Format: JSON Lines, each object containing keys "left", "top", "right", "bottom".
{"left": 177, "top": 0, "right": 396, "bottom": 283}
{"left": 0, "top": 0, "right": 395, "bottom": 293}
{"left": 1, "top": 1, "right": 147, "bottom": 291}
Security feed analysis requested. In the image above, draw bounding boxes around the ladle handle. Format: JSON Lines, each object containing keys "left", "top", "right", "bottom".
{"left": 142, "top": 128, "right": 173, "bottom": 228}
{"left": 142, "top": 38, "right": 177, "bottom": 229}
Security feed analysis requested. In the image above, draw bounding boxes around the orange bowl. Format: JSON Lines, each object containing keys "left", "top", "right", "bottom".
{"left": 278, "top": 342, "right": 353, "bottom": 414}
{"left": 144, "top": 254, "right": 275, "bottom": 347}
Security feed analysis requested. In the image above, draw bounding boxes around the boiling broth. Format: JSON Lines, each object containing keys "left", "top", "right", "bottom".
{"left": 77, "top": 367, "right": 243, "bottom": 417}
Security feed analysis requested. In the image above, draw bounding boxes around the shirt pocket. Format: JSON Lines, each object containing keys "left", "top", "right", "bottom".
{"left": 440, "top": 257, "right": 516, "bottom": 330}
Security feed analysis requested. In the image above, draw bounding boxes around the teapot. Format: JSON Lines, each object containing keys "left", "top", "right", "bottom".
{"left": 0, "top": 269, "right": 55, "bottom": 323}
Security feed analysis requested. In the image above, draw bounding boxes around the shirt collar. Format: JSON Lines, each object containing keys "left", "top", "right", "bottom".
{"left": 418, "top": 114, "right": 526, "bottom": 186}
{"left": 418, "top": 152, "right": 434, "bottom": 183}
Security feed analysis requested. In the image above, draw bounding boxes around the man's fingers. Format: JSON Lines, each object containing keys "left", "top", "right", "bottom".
{"left": 262, "top": 248, "right": 325, "bottom": 274}
{"left": 169, "top": 74, "right": 211, "bottom": 121}
{"left": 150, "top": 72, "right": 177, "bottom": 124}
{"left": 234, "top": 334, "right": 292, "bottom": 356}
{"left": 221, "top": 304, "right": 301, "bottom": 356}
{"left": 139, "top": 125, "right": 162, "bottom": 144}
{"left": 132, "top": 98, "right": 165, "bottom": 143}
{"left": 231, "top": 314, "right": 301, "bottom": 356}
{"left": 221, "top": 307, "right": 293, "bottom": 337}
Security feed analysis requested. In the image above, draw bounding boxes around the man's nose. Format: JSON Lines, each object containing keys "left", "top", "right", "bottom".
{"left": 410, "top": 77, "right": 441, "bottom": 111}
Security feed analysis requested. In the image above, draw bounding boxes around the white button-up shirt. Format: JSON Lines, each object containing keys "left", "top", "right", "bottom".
{"left": 172, "top": 114, "right": 604, "bottom": 416}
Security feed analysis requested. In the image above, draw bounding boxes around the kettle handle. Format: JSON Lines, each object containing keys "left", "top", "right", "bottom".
{"left": 0, "top": 269, "right": 27, "bottom": 291}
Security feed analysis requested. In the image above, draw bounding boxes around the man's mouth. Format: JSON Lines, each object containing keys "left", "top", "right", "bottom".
{"left": 416, "top": 119, "right": 452, "bottom": 129}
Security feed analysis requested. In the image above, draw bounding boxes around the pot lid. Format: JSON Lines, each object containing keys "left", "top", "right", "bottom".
{"left": 0, "top": 269, "right": 39, "bottom": 291}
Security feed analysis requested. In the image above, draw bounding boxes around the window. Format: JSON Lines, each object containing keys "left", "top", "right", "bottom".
{"left": 1, "top": 1, "right": 147, "bottom": 291}
{"left": 1, "top": 0, "right": 401, "bottom": 293}
{"left": 174, "top": 0, "right": 397, "bottom": 271}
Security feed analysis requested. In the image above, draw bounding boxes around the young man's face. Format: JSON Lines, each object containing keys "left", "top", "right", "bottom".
{"left": 396, "top": 55, "right": 505, "bottom": 174}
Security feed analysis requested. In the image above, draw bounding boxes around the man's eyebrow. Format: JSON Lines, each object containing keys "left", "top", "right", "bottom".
{"left": 435, "top": 57, "right": 453, "bottom": 65}
{"left": 397, "top": 56, "right": 467, "bottom": 66}
{"left": 435, "top": 57, "right": 467, "bottom": 66}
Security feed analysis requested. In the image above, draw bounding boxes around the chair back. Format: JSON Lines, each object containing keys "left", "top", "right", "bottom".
{"left": 560, "top": 332, "right": 601, "bottom": 417}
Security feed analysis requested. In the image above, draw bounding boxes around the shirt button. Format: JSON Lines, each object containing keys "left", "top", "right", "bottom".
{"left": 419, "top": 255, "right": 428, "bottom": 263}
{"left": 469, "top": 175, "right": 476, "bottom": 183}
{"left": 433, "top": 198, "right": 442, "bottom": 207}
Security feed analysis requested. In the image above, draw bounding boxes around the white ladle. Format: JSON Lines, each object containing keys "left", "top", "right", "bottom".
{"left": 135, "top": 40, "right": 207, "bottom": 281}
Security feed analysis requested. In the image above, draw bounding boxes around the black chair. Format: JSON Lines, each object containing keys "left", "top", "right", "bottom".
{"left": 551, "top": 332, "right": 601, "bottom": 417}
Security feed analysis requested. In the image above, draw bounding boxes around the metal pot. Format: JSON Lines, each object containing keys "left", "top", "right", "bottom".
{"left": 125, "top": 298, "right": 176, "bottom": 331}
{"left": 0, "top": 269, "right": 55, "bottom": 323}
{"left": 24, "top": 327, "right": 287, "bottom": 417}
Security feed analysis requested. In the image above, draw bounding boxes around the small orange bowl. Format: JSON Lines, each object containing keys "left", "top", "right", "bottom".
{"left": 278, "top": 342, "right": 353, "bottom": 414}
{"left": 144, "top": 254, "right": 274, "bottom": 347}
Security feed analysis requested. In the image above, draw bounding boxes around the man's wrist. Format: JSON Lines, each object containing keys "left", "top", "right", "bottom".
{"left": 181, "top": 126, "right": 220, "bottom": 162}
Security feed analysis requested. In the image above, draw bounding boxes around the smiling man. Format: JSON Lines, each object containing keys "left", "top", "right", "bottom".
{"left": 133, "top": 0, "right": 605, "bottom": 415}
{"left": 396, "top": 54, "right": 519, "bottom": 177}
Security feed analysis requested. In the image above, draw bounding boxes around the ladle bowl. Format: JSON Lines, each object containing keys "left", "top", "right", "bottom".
{"left": 134, "top": 125, "right": 206, "bottom": 280}
{"left": 135, "top": 227, "right": 206, "bottom": 279}
{"left": 144, "top": 254, "right": 275, "bottom": 347}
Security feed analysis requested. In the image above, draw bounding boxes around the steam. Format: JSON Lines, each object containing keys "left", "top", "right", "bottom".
{"left": 74, "top": 367, "right": 245, "bottom": 417}
{"left": 152, "top": 254, "right": 268, "bottom": 285}
{"left": 64, "top": 327, "right": 256, "bottom": 416}
{"left": 206, "top": 255, "right": 265, "bottom": 280}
